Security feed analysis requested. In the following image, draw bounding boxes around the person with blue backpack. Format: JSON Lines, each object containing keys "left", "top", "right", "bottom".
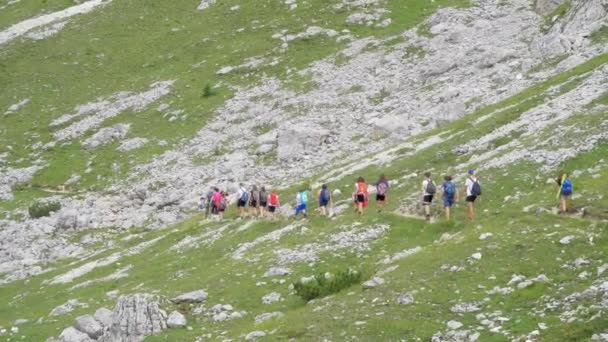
{"left": 556, "top": 170, "right": 573, "bottom": 214}
{"left": 318, "top": 184, "right": 332, "bottom": 216}
{"left": 441, "top": 175, "right": 458, "bottom": 220}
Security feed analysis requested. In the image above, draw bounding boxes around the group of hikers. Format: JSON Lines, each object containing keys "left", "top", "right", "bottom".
{"left": 200, "top": 169, "right": 574, "bottom": 221}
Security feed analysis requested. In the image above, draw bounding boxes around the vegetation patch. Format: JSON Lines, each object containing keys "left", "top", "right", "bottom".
{"left": 28, "top": 201, "right": 61, "bottom": 219}
{"left": 293, "top": 267, "right": 362, "bottom": 301}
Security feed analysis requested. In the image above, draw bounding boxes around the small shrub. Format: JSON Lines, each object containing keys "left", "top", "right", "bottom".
{"left": 28, "top": 201, "right": 61, "bottom": 218}
{"left": 294, "top": 268, "right": 361, "bottom": 301}
{"left": 202, "top": 83, "right": 216, "bottom": 98}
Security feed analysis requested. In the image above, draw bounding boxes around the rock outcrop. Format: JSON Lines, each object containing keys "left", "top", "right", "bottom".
{"left": 99, "top": 294, "right": 167, "bottom": 342}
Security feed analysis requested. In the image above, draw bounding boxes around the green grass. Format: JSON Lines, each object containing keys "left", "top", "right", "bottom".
{"left": 542, "top": 1, "right": 571, "bottom": 32}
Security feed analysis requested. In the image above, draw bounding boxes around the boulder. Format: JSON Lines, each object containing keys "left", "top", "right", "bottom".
{"left": 82, "top": 124, "right": 130, "bottom": 150}
{"left": 362, "top": 277, "right": 385, "bottom": 289}
{"left": 74, "top": 315, "right": 103, "bottom": 339}
{"left": 93, "top": 308, "right": 113, "bottom": 328}
{"left": 99, "top": 294, "right": 166, "bottom": 342}
{"left": 166, "top": 311, "right": 187, "bottom": 328}
{"left": 57, "top": 327, "right": 94, "bottom": 342}
{"left": 170, "top": 290, "right": 208, "bottom": 304}
{"left": 277, "top": 124, "right": 330, "bottom": 161}
{"left": 245, "top": 331, "right": 266, "bottom": 340}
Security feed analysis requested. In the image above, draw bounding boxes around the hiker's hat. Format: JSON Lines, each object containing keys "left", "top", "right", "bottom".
{"left": 468, "top": 169, "right": 475, "bottom": 175}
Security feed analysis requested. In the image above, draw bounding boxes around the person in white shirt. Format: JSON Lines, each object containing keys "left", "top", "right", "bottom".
{"left": 463, "top": 169, "right": 481, "bottom": 220}
{"left": 421, "top": 172, "right": 435, "bottom": 221}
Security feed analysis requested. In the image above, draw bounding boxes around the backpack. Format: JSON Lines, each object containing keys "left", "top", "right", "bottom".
{"left": 259, "top": 190, "right": 268, "bottom": 204}
{"left": 320, "top": 189, "right": 330, "bottom": 202}
{"left": 269, "top": 192, "right": 279, "bottom": 206}
{"left": 356, "top": 182, "right": 367, "bottom": 195}
{"left": 299, "top": 191, "right": 308, "bottom": 204}
{"left": 377, "top": 181, "right": 388, "bottom": 195}
{"left": 562, "top": 179, "right": 573, "bottom": 195}
{"left": 240, "top": 190, "right": 249, "bottom": 202}
{"left": 444, "top": 182, "right": 456, "bottom": 198}
{"left": 470, "top": 178, "right": 482, "bottom": 196}
{"left": 425, "top": 180, "right": 436, "bottom": 194}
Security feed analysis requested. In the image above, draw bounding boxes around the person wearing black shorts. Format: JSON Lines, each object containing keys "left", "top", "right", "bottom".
{"left": 421, "top": 172, "right": 435, "bottom": 221}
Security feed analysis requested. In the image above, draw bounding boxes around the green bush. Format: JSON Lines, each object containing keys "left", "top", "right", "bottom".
{"left": 28, "top": 201, "right": 61, "bottom": 218}
{"left": 201, "top": 83, "right": 216, "bottom": 98}
{"left": 294, "top": 268, "right": 361, "bottom": 302}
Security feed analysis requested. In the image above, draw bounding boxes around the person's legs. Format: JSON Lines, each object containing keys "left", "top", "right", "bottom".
{"left": 467, "top": 202, "right": 474, "bottom": 220}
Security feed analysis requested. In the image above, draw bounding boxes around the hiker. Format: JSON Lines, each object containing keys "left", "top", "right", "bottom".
{"left": 203, "top": 186, "right": 214, "bottom": 218}
{"left": 318, "top": 184, "right": 331, "bottom": 216}
{"left": 556, "top": 170, "right": 573, "bottom": 213}
{"left": 440, "top": 175, "right": 458, "bottom": 220}
{"left": 421, "top": 172, "right": 436, "bottom": 221}
{"left": 353, "top": 177, "right": 368, "bottom": 215}
{"left": 463, "top": 169, "right": 482, "bottom": 220}
{"left": 249, "top": 185, "right": 260, "bottom": 218}
{"left": 375, "top": 174, "right": 389, "bottom": 213}
{"left": 236, "top": 183, "right": 249, "bottom": 218}
{"left": 219, "top": 191, "right": 228, "bottom": 219}
{"left": 259, "top": 186, "right": 268, "bottom": 218}
{"left": 211, "top": 187, "right": 222, "bottom": 216}
{"left": 268, "top": 189, "right": 280, "bottom": 218}
{"left": 295, "top": 187, "right": 309, "bottom": 218}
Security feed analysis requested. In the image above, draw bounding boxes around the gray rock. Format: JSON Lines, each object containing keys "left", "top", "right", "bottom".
{"left": 261, "top": 292, "right": 282, "bottom": 304}
{"left": 82, "top": 124, "right": 131, "bottom": 150}
{"left": 50, "top": 299, "right": 87, "bottom": 316}
{"left": 447, "top": 320, "right": 463, "bottom": 330}
{"left": 362, "top": 277, "right": 385, "bottom": 289}
{"left": 57, "top": 327, "right": 94, "bottom": 342}
{"left": 256, "top": 144, "right": 275, "bottom": 155}
{"left": 263, "top": 267, "right": 291, "bottom": 277}
{"left": 397, "top": 293, "right": 414, "bottom": 305}
{"left": 170, "top": 290, "right": 208, "bottom": 304}
{"left": 93, "top": 308, "right": 113, "bottom": 328}
{"left": 74, "top": 315, "right": 104, "bottom": 339}
{"left": 99, "top": 294, "right": 166, "bottom": 342}
{"left": 117, "top": 138, "right": 148, "bottom": 152}
{"left": 166, "top": 311, "right": 187, "bottom": 328}
{"left": 255, "top": 312, "right": 283, "bottom": 324}
{"left": 277, "top": 124, "right": 330, "bottom": 161}
{"left": 245, "top": 331, "right": 266, "bottom": 340}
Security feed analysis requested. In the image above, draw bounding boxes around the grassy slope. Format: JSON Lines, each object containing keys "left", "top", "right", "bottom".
{"left": 0, "top": 0, "right": 468, "bottom": 214}
{"left": 0, "top": 53, "right": 606, "bottom": 341}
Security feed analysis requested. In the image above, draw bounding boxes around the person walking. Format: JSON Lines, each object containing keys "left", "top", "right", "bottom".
{"left": 259, "top": 186, "right": 268, "bottom": 218}
{"left": 440, "top": 175, "right": 457, "bottom": 220}
{"left": 203, "top": 186, "right": 214, "bottom": 218}
{"left": 318, "top": 184, "right": 331, "bottom": 216}
{"left": 421, "top": 172, "right": 436, "bottom": 221}
{"left": 375, "top": 174, "right": 389, "bottom": 213}
{"left": 463, "top": 169, "right": 482, "bottom": 220}
{"left": 211, "top": 187, "right": 222, "bottom": 217}
{"left": 295, "top": 187, "right": 309, "bottom": 219}
{"left": 353, "top": 177, "right": 368, "bottom": 216}
{"left": 219, "top": 191, "right": 228, "bottom": 219}
{"left": 236, "top": 184, "right": 249, "bottom": 218}
{"left": 556, "top": 170, "right": 573, "bottom": 214}
{"left": 249, "top": 185, "right": 260, "bottom": 218}
{"left": 268, "top": 189, "right": 280, "bottom": 219}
